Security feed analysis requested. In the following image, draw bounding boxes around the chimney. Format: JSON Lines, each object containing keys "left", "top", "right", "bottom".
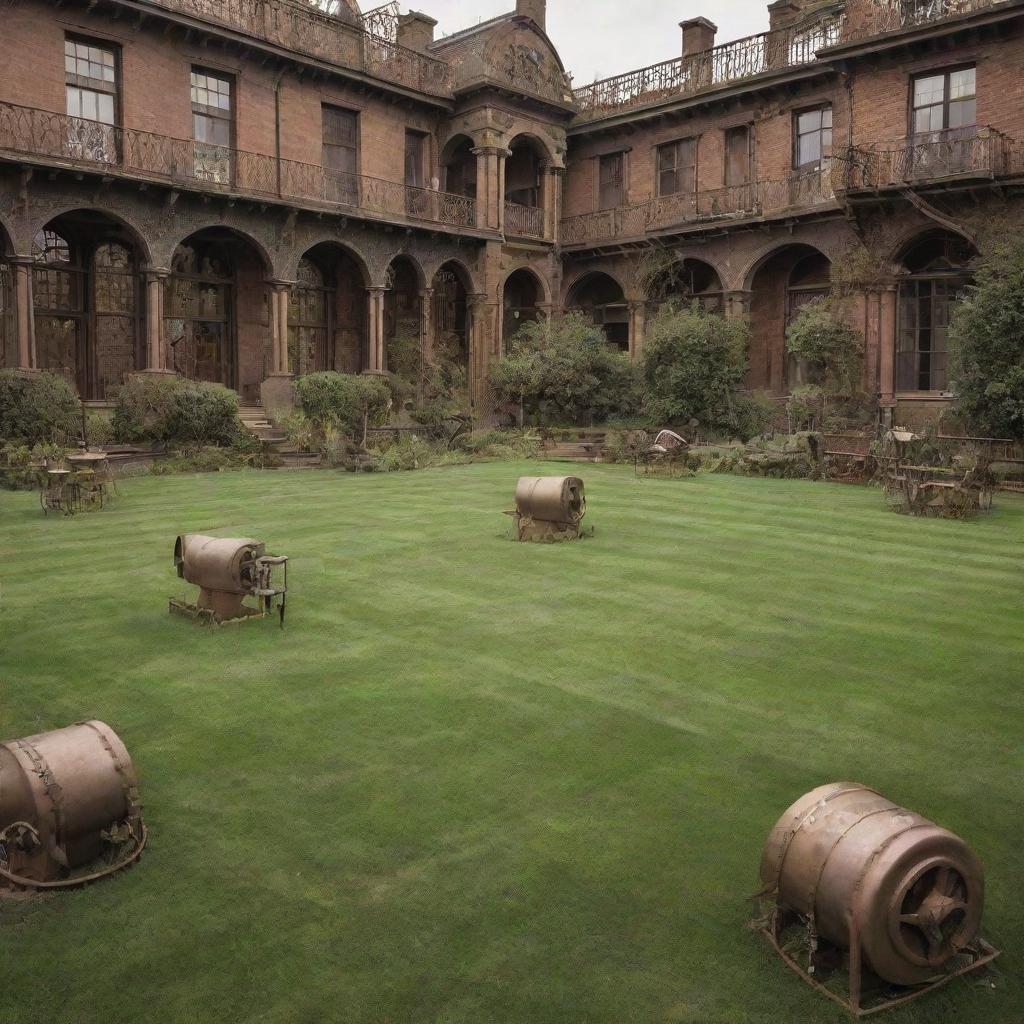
{"left": 680, "top": 17, "right": 717, "bottom": 58}
{"left": 397, "top": 11, "right": 437, "bottom": 52}
{"left": 768, "top": 0, "right": 801, "bottom": 32}
{"left": 515, "top": 0, "right": 546, "bottom": 31}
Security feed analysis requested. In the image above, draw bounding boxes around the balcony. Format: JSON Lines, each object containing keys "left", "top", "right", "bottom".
{"left": 0, "top": 102, "right": 477, "bottom": 232}
{"left": 560, "top": 167, "right": 836, "bottom": 248}
{"left": 836, "top": 127, "right": 1019, "bottom": 192}
{"left": 837, "top": 0, "right": 1019, "bottom": 45}
{"left": 132, "top": 0, "right": 451, "bottom": 98}
{"left": 504, "top": 201, "right": 546, "bottom": 239}
{"left": 572, "top": 15, "right": 844, "bottom": 122}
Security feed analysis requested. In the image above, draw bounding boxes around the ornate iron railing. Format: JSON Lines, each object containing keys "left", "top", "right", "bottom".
{"left": 837, "top": 127, "right": 1011, "bottom": 190}
{"left": 839, "top": 0, "right": 1014, "bottom": 43}
{"left": 0, "top": 102, "right": 476, "bottom": 230}
{"left": 559, "top": 167, "right": 836, "bottom": 246}
{"left": 572, "top": 16, "right": 844, "bottom": 120}
{"left": 133, "top": 0, "right": 451, "bottom": 96}
{"left": 504, "top": 201, "right": 546, "bottom": 238}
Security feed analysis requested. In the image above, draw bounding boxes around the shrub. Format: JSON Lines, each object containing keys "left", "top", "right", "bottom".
{"left": 489, "top": 313, "right": 637, "bottom": 426}
{"left": 0, "top": 370, "right": 80, "bottom": 444}
{"left": 784, "top": 299, "right": 863, "bottom": 395}
{"left": 787, "top": 385, "right": 826, "bottom": 431}
{"left": 639, "top": 303, "right": 751, "bottom": 437}
{"left": 294, "top": 372, "right": 391, "bottom": 436}
{"left": 113, "top": 376, "right": 240, "bottom": 446}
{"left": 85, "top": 412, "right": 116, "bottom": 446}
{"left": 1, "top": 441, "right": 73, "bottom": 489}
{"left": 950, "top": 236, "right": 1024, "bottom": 438}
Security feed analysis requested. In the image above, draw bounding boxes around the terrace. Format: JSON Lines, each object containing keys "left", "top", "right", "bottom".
{"left": 571, "top": 0, "right": 1016, "bottom": 124}
{"left": 0, "top": 102, "right": 479, "bottom": 233}
{"left": 127, "top": 0, "right": 452, "bottom": 98}
{"left": 560, "top": 166, "right": 837, "bottom": 248}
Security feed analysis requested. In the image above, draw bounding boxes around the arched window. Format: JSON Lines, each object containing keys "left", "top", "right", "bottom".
{"left": 567, "top": 273, "right": 629, "bottom": 351}
{"left": 33, "top": 229, "right": 84, "bottom": 390}
{"left": 897, "top": 233, "right": 975, "bottom": 393}
{"left": 165, "top": 240, "right": 233, "bottom": 384}
{"left": 289, "top": 258, "right": 329, "bottom": 375}
{"left": 503, "top": 270, "right": 541, "bottom": 343}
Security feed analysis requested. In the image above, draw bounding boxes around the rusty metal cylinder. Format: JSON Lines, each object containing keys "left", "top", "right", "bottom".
{"left": 175, "top": 534, "right": 265, "bottom": 594}
{"left": 514, "top": 476, "right": 586, "bottom": 525}
{"left": 0, "top": 721, "right": 142, "bottom": 883}
{"left": 761, "top": 783, "right": 984, "bottom": 986}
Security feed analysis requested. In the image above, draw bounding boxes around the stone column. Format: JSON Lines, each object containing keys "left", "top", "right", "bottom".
{"left": 10, "top": 257, "right": 36, "bottom": 369}
{"left": 879, "top": 284, "right": 898, "bottom": 416}
{"left": 546, "top": 166, "right": 564, "bottom": 242}
{"left": 628, "top": 300, "right": 647, "bottom": 362}
{"left": 419, "top": 286, "right": 434, "bottom": 385}
{"left": 466, "top": 292, "right": 491, "bottom": 409}
{"left": 473, "top": 146, "right": 506, "bottom": 232}
{"left": 142, "top": 268, "right": 172, "bottom": 372}
{"left": 267, "top": 281, "right": 293, "bottom": 376}
{"left": 365, "top": 286, "right": 388, "bottom": 374}
{"left": 724, "top": 289, "right": 752, "bottom": 320}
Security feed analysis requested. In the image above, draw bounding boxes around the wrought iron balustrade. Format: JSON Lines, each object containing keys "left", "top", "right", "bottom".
{"left": 559, "top": 167, "right": 837, "bottom": 246}
{"left": 572, "top": 15, "right": 844, "bottom": 120}
{"left": 0, "top": 102, "right": 477, "bottom": 231}
{"left": 134, "top": 0, "right": 451, "bottom": 96}
{"left": 840, "top": 0, "right": 1013, "bottom": 42}
{"left": 504, "top": 201, "right": 546, "bottom": 238}
{"left": 838, "top": 128, "right": 1010, "bottom": 190}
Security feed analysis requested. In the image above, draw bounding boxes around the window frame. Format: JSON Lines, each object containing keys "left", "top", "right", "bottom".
{"left": 655, "top": 137, "right": 698, "bottom": 198}
{"left": 321, "top": 104, "right": 360, "bottom": 177}
{"left": 404, "top": 129, "right": 429, "bottom": 190}
{"left": 64, "top": 35, "right": 120, "bottom": 128}
{"left": 793, "top": 104, "right": 833, "bottom": 172}
{"left": 725, "top": 124, "right": 753, "bottom": 187}
{"left": 909, "top": 64, "right": 977, "bottom": 138}
{"left": 597, "top": 151, "right": 626, "bottom": 212}
{"left": 190, "top": 67, "right": 234, "bottom": 150}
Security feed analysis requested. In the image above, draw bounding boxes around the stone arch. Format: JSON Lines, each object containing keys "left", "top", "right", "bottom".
{"left": 24, "top": 204, "right": 153, "bottom": 267}
{"left": 565, "top": 271, "right": 630, "bottom": 351}
{"left": 746, "top": 242, "right": 833, "bottom": 395}
{"left": 383, "top": 254, "right": 424, "bottom": 379}
{"left": 431, "top": 260, "right": 472, "bottom": 375}
{"left": 285, "top": 233, "right": 371, "bottom": 285}
{"left": 160, "top": 222, "right": 274, "bottom": 278}
{"left": 740, "top": 239, "right": 832, "bottom": 294}
{"left": 422, "top": 254, "right": 479, "bottom": 295}
{"left": 502, "top": 267, "right": 547, "bottom": 344}
{"left": 646, "top": 256, "right": 725, "bottom": 312}
{"left": 561, "top": 266, "right": 629, "bottom": 308}
{"left": 500, "top": 264, "right": 551, "bottom": 307}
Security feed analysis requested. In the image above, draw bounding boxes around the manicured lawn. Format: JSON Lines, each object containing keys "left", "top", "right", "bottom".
{"left": 0, "top": 464, "right": 1021, "bottom": 1024}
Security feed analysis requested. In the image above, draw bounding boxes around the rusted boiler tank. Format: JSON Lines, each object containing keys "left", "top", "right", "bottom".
{"left": 512, "top": 476, "right": 586, "bottom": 542}
{"left": 171, "top": 534, "right": 288, "bottom": 625}
{"left": 759, "top": 782, "right": 997, "bottom": 1013}
{"left": 0, "top": 721, "right": 145, "bottom": 888}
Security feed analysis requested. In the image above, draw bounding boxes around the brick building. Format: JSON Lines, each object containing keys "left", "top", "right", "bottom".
{"left": 0, "top": 0, "right": 1022, "bottom": 426}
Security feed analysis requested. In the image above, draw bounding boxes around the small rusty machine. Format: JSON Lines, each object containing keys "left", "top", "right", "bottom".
{"left": 758, "top": 782, "right": 999, "bottom": 1017}
{"left": 510, "top": 476, "right": 587, "bottom": 542}
{"left": 0, "top": 721, "right": 146, "bottom": 890}
{"left": 171, "top": 534, "right": 289, "bottom": 626}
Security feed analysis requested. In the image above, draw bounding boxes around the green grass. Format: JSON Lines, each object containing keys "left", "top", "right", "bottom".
{"left": 0, "top": 464, "right": 1022, "bottom": 1024}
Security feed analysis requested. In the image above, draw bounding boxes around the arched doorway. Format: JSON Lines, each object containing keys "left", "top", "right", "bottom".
{"left": 383, "top": 256, "right": 422, "bottom": 381}
{"left": 748, "top": 244, "right": 831, "bottom": 394}
{"left": 165, "top": 229, "right": 270, "bottom": 403}
{"left": 442, "top": 136, "right": 477, "bottom": 200}
{"left": 566, "top": 272, "right": 629, "bottom": 351}
{"left": 431, "top": 263, "right": 469, "bottom": 370}
{"left": 32, "top": 211, "right": 143, "bottom": 399}
{"left": 289, "top": 244, "right": 367, "bottom": 376}
{"left": 648, "top": 258, "right": 724, "bottom": 313}
{"left": 896, "top": 232, "right": 975, "bottom": 393}
{"left": 502, "top": 269, "right": 542, "bottom": 344}
{"left": 505, "top": 136, "right": 546, "bottom": 237}
{"left": 0, "top": 227, "right": 13, "bottom": 369}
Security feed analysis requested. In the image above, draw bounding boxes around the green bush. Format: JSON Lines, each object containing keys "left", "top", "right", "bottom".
{"left": 639, "top": 303, "right": 752, "bottom": 438}
{"left": 294, "top": 372, "right": 391, "bottom": 436}
{"left": 1, "top": 441, "right": 73, "bottom": 489}
{"left": 489, "top": 314, "right": 637, "bottom": 426}
{"left": 950, "top": 237, "right": 1024, "bottom": 438}
{"left": 0, "top": 370, "right": 80, "bottom": 444}
{"left": 85, "top": 411, "right": 116, "bottom": 446}
{"left": 784, "top": 299, "right": 863, "bottom": 395}
{"left": 113, "top": 376, "right": 240, "bottom": 446}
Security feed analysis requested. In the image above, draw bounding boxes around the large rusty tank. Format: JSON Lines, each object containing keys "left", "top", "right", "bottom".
{"left": 0, "top": 721, "right": 145, "bottom": 888}
{"left": 172, "top": 534, "right": 288, "bottom": 625}
{"left": 761, "top": 783, "right": 986, "bottom": 987}
{"left": 512, "top": 476, "right": 586, "bottom": 542}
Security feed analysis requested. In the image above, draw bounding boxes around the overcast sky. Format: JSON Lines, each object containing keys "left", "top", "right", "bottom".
{"left": 418, "top": 0, "right": 769, "bottom": 84}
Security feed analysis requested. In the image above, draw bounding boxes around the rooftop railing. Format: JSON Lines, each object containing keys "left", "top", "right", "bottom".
{"left": 504, "top": 201, "right": 546, "bottom": 239}
{"left": 559, "top": 166, "right": 836, "bottom": 247}
{"left": 134, "top": 0, "right": 452, "bottom": 97}
{"left": 0, "top": 102, "right": 475, "bottom": 230}
{"left": 572, "top": 0, "right": 1016, "bottom": 121}
{"left": 836, "top": 126, "right": 1016, "bottom": 190}
{"left": 572, "top": 17, "right": 844, "bottom": 120}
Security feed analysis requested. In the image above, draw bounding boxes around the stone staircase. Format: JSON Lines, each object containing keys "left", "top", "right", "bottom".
{"left": 237, "top": 406, "right": 321, "bottom": 468}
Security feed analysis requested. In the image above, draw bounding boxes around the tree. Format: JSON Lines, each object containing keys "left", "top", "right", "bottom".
{"left": 949, "top": 237, "right": 1024, "bottom": 438}
{"left": 784, "top": 298, "right": 863, "bottom": 395}
{"left": 489, "top": 313, "right": 636, "bottom": 425}
{"left": 639, "top": 303, "right": 754, "bottom": 435}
